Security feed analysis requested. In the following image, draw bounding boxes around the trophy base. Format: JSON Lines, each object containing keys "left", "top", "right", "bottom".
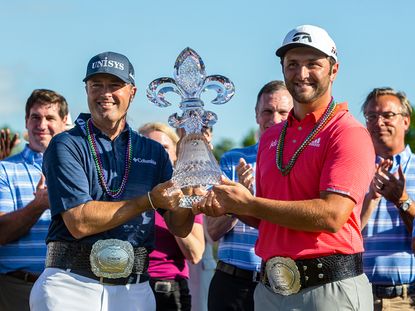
{"left": 179, "top": 195, "right": 204, "bottom": 208}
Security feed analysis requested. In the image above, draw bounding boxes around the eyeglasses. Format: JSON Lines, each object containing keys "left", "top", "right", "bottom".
{"left": 364, "top": 111, "right": 406, "bottom": 123}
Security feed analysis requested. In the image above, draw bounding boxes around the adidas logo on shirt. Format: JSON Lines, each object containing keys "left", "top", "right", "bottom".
{"left": 309, "top": 138, "right": 321, "bottom": 147}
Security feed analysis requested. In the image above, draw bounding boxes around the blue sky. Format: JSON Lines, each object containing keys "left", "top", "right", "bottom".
{"left": 1, "top": 0, "right": 414, "bottom": 146}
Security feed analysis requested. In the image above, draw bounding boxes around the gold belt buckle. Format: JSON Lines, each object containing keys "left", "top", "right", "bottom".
{"left": 90, "top": 239, "right": 134, "bottom": 279}
{"left": 265, "top": 256, "right": 301, "bottom": 296}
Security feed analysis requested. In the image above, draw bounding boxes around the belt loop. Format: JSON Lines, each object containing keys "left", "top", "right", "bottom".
{"left": 24, "top": 272, "right": 29, "bottom": 282}
{"left": 403, "top": 284, "right": 408, "bottom": 299}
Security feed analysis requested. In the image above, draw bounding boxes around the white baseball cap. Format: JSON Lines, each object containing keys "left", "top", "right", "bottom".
{"left": 275, "top": 25, "right": 337, "bottom": 62}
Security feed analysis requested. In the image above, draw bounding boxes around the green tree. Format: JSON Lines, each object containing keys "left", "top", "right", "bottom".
{"left": 241, "top": 129, "right": 257, "bottom": 147}
{"left": 212, "top": 128, "right": 258, "bottom": 161}
{"left": 405, "top": 109, "right": 415, "bottom": 149}
{"left": 213, "top": 138, "right": 235, "bottom": 161}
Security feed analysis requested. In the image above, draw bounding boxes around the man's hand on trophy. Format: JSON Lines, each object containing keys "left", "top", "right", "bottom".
{"left": 211, "top": 175, "right": 254, "bottom": 215}
{"left": 236, "top": 158, "right": 255, "bottom": 194}
{"left": 149, "top": 180, "right": 183, "bottom": 211}
{"left": 182, "top": 186, "right": 208, "bottom": 197}
{"left": 192, "top": 190, "right": 225, "bottom": 217}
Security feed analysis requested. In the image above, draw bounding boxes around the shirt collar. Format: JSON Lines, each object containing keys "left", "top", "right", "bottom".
{"left": 21, "top": 144, "right": 43, "bottom": 165}
{"left": 376, "top": 145, "right": 412, "bottom": 172}
{"left": 74, "top": 113, "right": 130, "bottom": 139}
{"left": 286, "top": 102, "right": 348, "bottom": 125}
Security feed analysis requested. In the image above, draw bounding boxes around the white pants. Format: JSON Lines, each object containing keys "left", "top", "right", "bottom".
{"left": 29, "top": 268, "right": 156, "bottom": 311}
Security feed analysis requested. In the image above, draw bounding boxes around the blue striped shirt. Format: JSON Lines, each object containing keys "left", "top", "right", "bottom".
{"left": 0, "top": 145, "right": 50, "bottom": 273}
{"left": 363, "top": 145, "right": 415, "bottom": 285}
{"left": 218, "top": 144, "right": 261, "bottom": 272}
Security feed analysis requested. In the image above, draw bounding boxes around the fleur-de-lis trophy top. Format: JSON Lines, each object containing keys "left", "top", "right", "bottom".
{"left": 147, "top": 47, "right": 235, "bottom": 208}
{"left": 147, "top": 47, "right": 235, "bottom": 134}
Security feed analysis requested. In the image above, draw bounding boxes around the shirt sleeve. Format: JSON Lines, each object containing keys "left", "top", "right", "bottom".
{"left": 160, "top": 151, "right": 173, "bottom": 183}
{"left": 220, "top": 152, "right": 234, "bottom": 181}
{"left": 43, "top": 135, "right": 93, "bottom": 217}
{"left": 0, "top": 164, "right": 14, "bottom": 213}
{"left": 320, "top": 123, "right": 375, "bottom": 204}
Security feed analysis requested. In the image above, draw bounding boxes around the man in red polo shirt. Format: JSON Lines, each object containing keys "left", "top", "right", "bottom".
{"left": 195, "top": 25, "right": 375, "bottom": 310}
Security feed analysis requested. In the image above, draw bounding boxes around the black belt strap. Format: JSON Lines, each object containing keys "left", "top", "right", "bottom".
{"left": 296, "top": 252, "right": 363, "bottom": 287}
{"left": 216, "top": 261, "right": 259, "bottom": 282}
{"left": 261, "top": 253, "right": 363, "bottom": 290}
{"left": 69, "top": 269, "right": 149, "bottom": 285}
{"left": 5, "top": 271, "right": 40, "bottom": 283}
{"left": 46, "top": 241, "right": 149, "bottom": 274}
{"left": 150, "top": 278, "right": 188, "bottom": 293}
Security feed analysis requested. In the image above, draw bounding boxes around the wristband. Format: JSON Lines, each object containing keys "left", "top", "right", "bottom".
{"left": 147, "top": 192, "right": 157, "bottom": 211}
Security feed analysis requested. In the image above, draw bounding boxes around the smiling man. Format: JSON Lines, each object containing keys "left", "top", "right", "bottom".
{"left": 0, "top": 89, "right": 68, "bottom": 311}
{"left": 205, "top": 81, "right": 292, "bottom": 311}
{"left": 195, "top": 25, "right": 375, "bottom": 310}
{"left": 30, "top": 51, "right": 195, "bottom": 311}
{"left": 361, "top": 87, "right": 415, "bottom": 310}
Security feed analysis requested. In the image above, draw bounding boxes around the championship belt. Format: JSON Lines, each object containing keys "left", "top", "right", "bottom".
{"left": 265, "top": 256, "right": 301, "bottom": 296}
{"left": 90, "top": 239, "right": 134, "bottom": 279}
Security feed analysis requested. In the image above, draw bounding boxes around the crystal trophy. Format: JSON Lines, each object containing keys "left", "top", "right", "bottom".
{"left": 147, "top": 47, "right": 235, "bottom": 207}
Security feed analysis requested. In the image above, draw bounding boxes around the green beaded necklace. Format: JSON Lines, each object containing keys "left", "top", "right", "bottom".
{"left": 276, "top": 98, "right": 337, "bottom": 176}
{"left": 85, "top": 118, "right": 132, "bottom": 199}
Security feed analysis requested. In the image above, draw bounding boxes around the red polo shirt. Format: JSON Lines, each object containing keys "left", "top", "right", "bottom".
{"left": 255, "top": 103, "right": 375, "bottom": 261}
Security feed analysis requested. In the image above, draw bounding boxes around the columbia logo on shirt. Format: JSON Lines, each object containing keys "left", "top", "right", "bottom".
{"left": 309, "top": 138, "right": 321, "bottom": 147}
{"left": 133, "top": 158, "right": 157, "bottom": 165}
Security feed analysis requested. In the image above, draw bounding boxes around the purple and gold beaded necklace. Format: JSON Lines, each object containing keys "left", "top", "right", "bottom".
{"left": 276, "top": 98, "right": 337, "bottom": 176}
{"left": 85, "top": 118, "right": 132, "bottom": 199}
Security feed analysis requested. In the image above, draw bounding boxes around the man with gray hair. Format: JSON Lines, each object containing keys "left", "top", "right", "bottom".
{"left": 361, "top": 87, "right": 415, "bottom": 310}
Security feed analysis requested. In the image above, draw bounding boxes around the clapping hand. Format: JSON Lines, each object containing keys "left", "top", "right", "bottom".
{"left": 0, "top": 129, "right": 19, "bottom": 160}
{"left": 236, "top": 158, "right": 255, "bottom": 194}
{"left": 372, "top": 158, "right": 406, "bottom": 205}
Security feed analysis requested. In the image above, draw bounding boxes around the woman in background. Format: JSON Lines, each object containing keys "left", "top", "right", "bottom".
{"left": 139, "top": 122, "right": 205, "bottom": 311}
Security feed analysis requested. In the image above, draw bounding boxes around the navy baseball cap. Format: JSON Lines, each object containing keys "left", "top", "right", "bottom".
{"left": 83, "top": 51, "right": 135, "bottom": 85}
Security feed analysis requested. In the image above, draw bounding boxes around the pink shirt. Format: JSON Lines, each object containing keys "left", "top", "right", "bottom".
{"left": 148, "top": 212, "right": 203, "bottom": 279}
{"left": 255, "top": 103, "right": 375, "bottom": 261}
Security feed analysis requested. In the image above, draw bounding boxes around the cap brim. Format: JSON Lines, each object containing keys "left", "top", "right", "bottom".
{"left": 82, "top": 72, "right": 133, "bottom": 85}
{"left": 275, "top": 43, "right": 318, "bottom": 58}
